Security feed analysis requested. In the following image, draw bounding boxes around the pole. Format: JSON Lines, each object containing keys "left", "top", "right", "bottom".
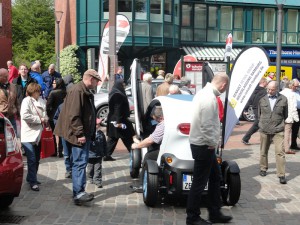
{"left": 56, "top": 21, "right": 60, "bottom": 73}
{"left": 276, "top": 4, "right": 283, "bottom": 89}
{"left": 108, "top": 0, "right": 117, "bottom": 91}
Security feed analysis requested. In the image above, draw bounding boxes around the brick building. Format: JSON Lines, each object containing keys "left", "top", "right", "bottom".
{"left": 0, "top": 0, "right": 12, "bottom": 68}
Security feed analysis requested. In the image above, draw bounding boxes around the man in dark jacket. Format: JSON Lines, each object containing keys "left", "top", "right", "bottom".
{"left": 54, "top": 69, "right": 101, "bottom": 205}
{"left": 242, "top": 77, "right": 268, "bottom": 144}
{"left": 42, "top": 64, "right": 61, "bottom": 99}
{"left": 258, "top": 81, "right": 288, "bottom": 184}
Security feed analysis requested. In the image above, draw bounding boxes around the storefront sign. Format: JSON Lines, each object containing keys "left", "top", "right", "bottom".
{"left": 267, "top": 49, "right": 300, "bottom": 58}
{"left": 185, "top": 63, "right": 202, "bottom": 72}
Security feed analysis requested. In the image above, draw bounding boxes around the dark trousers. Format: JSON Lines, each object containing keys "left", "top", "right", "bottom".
{"left": 291, "top": 109, "right": 300, "bottom": 147}
{"left": 106, "top": 136, "right": 133, "bottom": 156}
{"left": 49, "top": 120, "right": 63, "bottom": 155}
{"left": 186, "top": 145, "right": 221, "bottom": 223}
{"left": 87, "top": 158, "right": 102, "bottom": 185}
{"left": 242, "top": 110, "right": 259, "bottom": 142}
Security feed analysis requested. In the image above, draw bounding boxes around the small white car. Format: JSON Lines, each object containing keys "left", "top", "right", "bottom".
{"left": 130, "top": 59, "right": 241, "bottom": 207}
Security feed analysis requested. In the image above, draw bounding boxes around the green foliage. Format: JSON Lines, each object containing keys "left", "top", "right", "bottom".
{"left": 12, "top": 0, "right": 55, "bottom": 70}
{"left": 60, "top": 45, "right": 82, "bottom": 83}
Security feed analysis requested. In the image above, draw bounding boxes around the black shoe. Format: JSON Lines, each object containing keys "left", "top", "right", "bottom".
{"left": 242, "top": 140, "right": 250, "bottom": 145}
{"left": 187, "top": 217, "right": 212, "bottom": 225}
{"left": 58, "top": 152, "right": 63, "bottom": 158}
{"left": 209, "top": 214, "right": 232, "bottom": 223}
{"left": 103, "top": 156, "right": 116, "bottom": 161}
{"left": 74, "top": 192, "right": 94, "bottom": 205}
{"left": 95, "top": 183, "right": 103, "bottom": 188}
{"left": 279, "top": 176, "right": 287, "bottom": 184}
{"left": 259, "top": 170, "right": 267, "bottom": 177}
{"left": 36, "top": 181, "right": 41, "bottom": 185}
{"left": 290, "top": 146, "right": 300, "bottom": 150}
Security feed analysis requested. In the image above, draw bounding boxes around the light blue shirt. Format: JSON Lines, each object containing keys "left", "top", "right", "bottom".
{"left": 294, "top": 91, "right": 300, "bottom": 109}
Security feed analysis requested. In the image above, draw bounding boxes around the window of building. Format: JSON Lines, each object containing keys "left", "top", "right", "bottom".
{"left": 150, "top": 23, "right": 162, "bottom": 37}
{"left": 252, "top": 9, "right": 262, "bottom": 43}
{"left": 233, "top": 8, "right": 244, "bottom": 42}
{"left": 133, "top": 22, "right": 149, "bottom": 36}
{"left": 174, "top": 0, "right": 179, "bottom": 25}
{"left": 220, "top": 6, "right": 232, "bottom": 30}
{"left": 164, "top": 0, "right": 172, "bottom": 22}
{"left": 181, "top": 4, "right": 192, "bottom": 40}
{"left": 103, "top": 0, "right": 132, "bottom": 20}
{"left": 194, "top": 4, "right": 206, "bottom": 41}
{"left": 135, "top": 0, "right": 147, "bottom": 20}
{"left": 0, "top": 3, "right": 2, "bottom": 27}
{"left": 207, "top": 6, "right": 219, "bottom": 42}
{"left": 164, "top": 24, "right": 173, "bottom": 38}
{"left": 263, "top": 8, "right": 275, "bottom": 43}
{"left": 287, "top": 9, "right": 298, "bottom": 44}
{"left": 150, "top": 0, "right": 162, "bottom": 22}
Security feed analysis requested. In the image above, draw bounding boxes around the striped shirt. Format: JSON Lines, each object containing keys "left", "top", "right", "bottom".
{"left": 149, "top": 121, "right": 164, "bottom": 144}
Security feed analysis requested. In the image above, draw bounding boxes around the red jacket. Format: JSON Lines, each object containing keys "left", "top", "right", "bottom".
{"left": 216, "top": 96, "right": 224, "bottom": 123}
{"left": 8, "top": 65, "right": 19, "bottom": 83}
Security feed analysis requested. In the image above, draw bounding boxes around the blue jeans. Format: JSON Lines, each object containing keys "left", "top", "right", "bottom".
{"left": 61, "top": 138, "right": 73, "bottom": 173}
{"left": 22, "top": 142, "right": 41, "bottom": 185}
{"left": 64, "top": 140, "right": 91, "bottom": 197}
{"left": 186, "top": 145, "right": 222, "bottom": 222}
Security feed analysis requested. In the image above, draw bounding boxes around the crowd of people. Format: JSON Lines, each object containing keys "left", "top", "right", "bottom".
{"left": 4, "top": 59, "right": 300, "bottom": 224}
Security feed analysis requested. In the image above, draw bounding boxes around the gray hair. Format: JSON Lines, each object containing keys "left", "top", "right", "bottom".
{"left": 151, "top": 106, "right": 163, "bottom": 118}
{"left": 165, "top": 73, "right": 174, "bottom": 84}
{"left": 143, "top": 73, "right": 153, "bottom": 82}
{"left": 169, "top": 84, "right": 181, "bottom": 94}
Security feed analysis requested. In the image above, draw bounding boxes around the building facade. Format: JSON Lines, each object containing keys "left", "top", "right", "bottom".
{"left": 0, "top": 0, "right": 12, "bottom": 68}
{"left": 56, "top": 0, "right": 300, "bottom": 79}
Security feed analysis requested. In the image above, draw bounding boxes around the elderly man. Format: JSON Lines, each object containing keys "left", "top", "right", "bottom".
{"left": 169, "top": 84, "right": 181, "bottom": 95}
{"left": 29, "top": 62, "right": 45, "bottom": 93}
{"left": 141, "top": 72, "right": 153, "bottom": 113}
{"left": 258, "top": 81, "right": 288, "bottom": 184}
{"left": 0, "top": 68, "right": 19, "bottom": 132}
{"left": 54, "top": 69, "right": 101, "bottom": 205}
{"left": 156, "top": 70, "right": 165, "bottom": 79}
{"left": 42, "top": 64, "right": 61, "bottom": 99}
{"left": 7, "top": 60, "right": 19, "bottom": 83}
{"left": 156, "top": 73, "right": 173, "bottom": 96}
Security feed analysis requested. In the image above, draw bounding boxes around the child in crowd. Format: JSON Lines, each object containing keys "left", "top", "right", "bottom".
{"left": 87, "top": 118, "right": 107, "bottom": 188}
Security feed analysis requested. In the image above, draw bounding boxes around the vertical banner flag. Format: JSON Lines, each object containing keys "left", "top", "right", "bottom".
{"left": 223, "top": 46, "right": 270, "bottom": 145}
{"left": 98, "top": 15, "right": 130, "bottom": 85}
{"left": 224, "top": 33, "right": 232, "bottom": 62}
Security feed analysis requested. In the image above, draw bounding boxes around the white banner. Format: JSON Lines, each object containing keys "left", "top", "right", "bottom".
{"left": 98, "top": 14, "right": 130, "bottom": 84}
{"left": 224, "top": 46, "right": 270, "bottom": 145}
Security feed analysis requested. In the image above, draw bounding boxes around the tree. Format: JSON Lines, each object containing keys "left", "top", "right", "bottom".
{"left": 12, "top": 0, "right": 55, "bottom": 70}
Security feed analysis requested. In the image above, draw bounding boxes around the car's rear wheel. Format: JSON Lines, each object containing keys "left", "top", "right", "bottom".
{"left": 143, "top": 162, "right": 158, "bottom": 207}
{"left": 0, "top": 195, "right": 14, "bottom": 209}
{"left": 96, "top": 105, "right": 109, "bottom": 127}
{"left": 242, "top": 105, "right": 255, "bottom": 122}
{"left": 130, "top": 149, "right": 141, "bottom": 178}
{"left": 221, "top": 173, "right": 241, "bottom": 206}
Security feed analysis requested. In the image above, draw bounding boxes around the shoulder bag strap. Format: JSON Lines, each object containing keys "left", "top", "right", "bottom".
{"left": 31, "top": 99, "right": 44, "bottom": 128}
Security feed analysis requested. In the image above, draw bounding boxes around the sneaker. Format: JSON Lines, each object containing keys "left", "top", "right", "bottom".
{"left": 259, "top": 170, "right": 267, "bottom": 177}
{"left": 242, "top": 140, "right": 250, "bottom": 145}
{"left": 279, "top": 176, "right": 287, "bottom": 184}
{"left": 74, "top": 192, "right": 94, "bottom": 205}
{"left": 209, "top": 213, "right": 232, "bottom": 223}
{"left": 103, "top": 156, "right": 116, "bottom": 161}
{"left": 65, "top": 171, "right": 72, "bottom": 178}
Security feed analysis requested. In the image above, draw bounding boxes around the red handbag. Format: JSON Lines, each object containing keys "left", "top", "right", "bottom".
{"left": 31, "top": 99, "right": 55, "bottom": 159}
{"left": 40, "top": 126, "right": 55, "bottom": 159}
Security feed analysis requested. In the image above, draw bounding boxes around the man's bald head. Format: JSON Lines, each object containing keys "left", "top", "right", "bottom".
{"left": 211, "top": 72, "right": 229, "bottom": 93}
{"left": 0, "top": 68, "right": 9, "bottom": 84}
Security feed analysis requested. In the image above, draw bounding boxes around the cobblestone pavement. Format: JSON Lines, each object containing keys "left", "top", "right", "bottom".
{"left": 1, "top": 121, "right": 300, "bottom": 225}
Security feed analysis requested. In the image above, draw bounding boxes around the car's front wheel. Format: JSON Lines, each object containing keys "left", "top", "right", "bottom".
{"left": 96, "top": 105, "right": 109, "bottom": 127}
{"left": 221, "top": 173, "right": 241, "bottom": 206}
{"left": 242, "top": 105, "right": 255, "bottom": 122}
{"left": 0, "top": 195, "right": 14, "bottom": 209}
{"left": 143, "top": 162, "right": 158, "bottom": 207}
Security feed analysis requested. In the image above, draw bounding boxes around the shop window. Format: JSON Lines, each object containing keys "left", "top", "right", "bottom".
{"left": 264, "top": 31, "right": 274, "bottom": 43}
{"left": 252, "top": 32, "right": 262, "bottom": 43}
{"left": 233, "top": 31, "right": 244, "bottom": 42}
{"left": 135, "top": 0, "right": 147, "bottom": 20}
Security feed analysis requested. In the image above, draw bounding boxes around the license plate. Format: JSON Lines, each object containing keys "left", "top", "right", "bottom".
{"left": 182, "top": 174, "right": 208, "bottom": 190}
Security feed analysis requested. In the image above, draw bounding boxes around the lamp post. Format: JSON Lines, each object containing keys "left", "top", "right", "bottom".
{"left": 275, "top": 0, "right": 284, "bottom": 89}
{"left": 55, "top": 11, "right": 63, "bottom": 73}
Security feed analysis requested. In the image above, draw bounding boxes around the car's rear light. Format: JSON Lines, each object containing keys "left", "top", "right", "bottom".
{"left": 5, "top": 122, "right": 17, "bottom": 156}
{"left": 169, "top": 174, "right": 173, "bottom": 185}
{"left": 177, "top": 123, "right": 190, "bottom": 135}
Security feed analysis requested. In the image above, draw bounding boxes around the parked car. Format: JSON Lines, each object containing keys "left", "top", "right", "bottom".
{"left": 0, "top": 114, "right": 23, "bottom": 209}
{"left": 129, "top": 59, "right": 241, "bottom": 207}
{"left": 94, "top": 79, "right": 190, "bottom": 127}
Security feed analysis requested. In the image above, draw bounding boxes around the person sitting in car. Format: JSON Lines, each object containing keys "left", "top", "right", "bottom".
{"left": 131, "top": 106, "right": 164, "bottom": 191}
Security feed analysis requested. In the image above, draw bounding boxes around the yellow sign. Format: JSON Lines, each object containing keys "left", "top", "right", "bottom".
{"left": 263, "top": 66, "right": 293, "bottom": 80}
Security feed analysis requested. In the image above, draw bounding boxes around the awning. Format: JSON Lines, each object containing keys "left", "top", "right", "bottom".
{"left": 183, "top": 46, "right": 243, "bottom": 61}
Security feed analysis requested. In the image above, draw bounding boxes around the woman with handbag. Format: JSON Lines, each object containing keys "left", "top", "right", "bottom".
{"left": 20, "top": 83, "right": 48, "bottom": 191}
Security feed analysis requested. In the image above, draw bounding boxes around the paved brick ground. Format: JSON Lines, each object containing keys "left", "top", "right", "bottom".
{"left": 2, "top": 121, "right": 300, "bottom": 225}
